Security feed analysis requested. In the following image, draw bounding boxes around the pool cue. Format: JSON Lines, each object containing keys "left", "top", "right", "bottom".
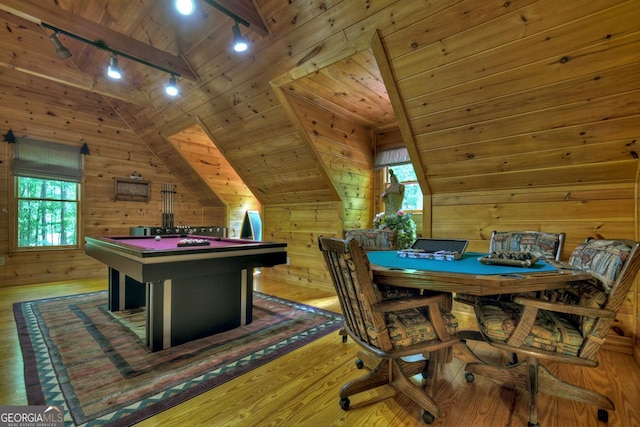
{"left": 169, "top": 183, "right": 174, "bottom": 228}
{"left": 162, "top": 182, "right": 168, "bottom": 228}
{"left": 162, "top": 182, "right": 165, "bottom": 228}
{"left": 168, "top": 183, "right": 172, "bottom": 228}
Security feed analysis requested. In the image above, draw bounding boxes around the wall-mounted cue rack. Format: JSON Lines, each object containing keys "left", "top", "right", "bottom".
{"left": 114, "top": 178, "right": 150, "bottom": 202}
{"left": 161, "top": 182, "right": 176, "bottom": 228}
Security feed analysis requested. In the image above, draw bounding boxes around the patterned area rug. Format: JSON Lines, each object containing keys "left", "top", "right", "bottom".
{"left": 14, "top": 291, "right": 343, "bottom": 426}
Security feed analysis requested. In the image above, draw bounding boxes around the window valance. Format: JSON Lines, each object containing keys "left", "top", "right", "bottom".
{"left": 374, "top": 147, "right": 410, "bottom": 170}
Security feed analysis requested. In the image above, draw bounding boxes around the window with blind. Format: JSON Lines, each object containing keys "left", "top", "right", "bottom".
{"left": 12, "top": 137, "right": 82, "bottom": 249}
{"left": 384, "top": 164, "right": 422, "bottom": 212}
{"left": 376, "top": 147, "right": 422, "bottom": 212}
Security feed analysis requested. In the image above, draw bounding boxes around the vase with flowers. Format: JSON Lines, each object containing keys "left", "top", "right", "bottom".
{"left": 373, "top": 210, "right": 416, "bottom": 249}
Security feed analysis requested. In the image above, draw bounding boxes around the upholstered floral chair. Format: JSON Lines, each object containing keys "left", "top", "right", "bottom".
{"left": 465, "top": 237, "right": 640, "bottom": 427}
{"left": 455, "top": 230, "right": 565, "bottom": 307}
{"left": 344, "top": 229, "right": 398, "bottom": 251}
{"left": 490, "top": 230, "right": 565, "bottom": 260}
{"left": 318, "top": 236, "right": 460, "bottom": 424}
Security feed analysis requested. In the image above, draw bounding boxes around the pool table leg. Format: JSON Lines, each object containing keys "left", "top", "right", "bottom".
{"left": 108, "top": 268, "right": 145, "bottom": 311}
{"left": 146, "top": 279, "right": 172, "bottom": 351}
{"left": 144, "top": 269, "right": 254, "bottom": 352}
{"left": 241, "top": 268, "right": 250, "bottom": 325}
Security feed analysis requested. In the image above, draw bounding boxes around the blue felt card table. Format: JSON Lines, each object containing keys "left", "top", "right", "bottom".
{"left": 367, "top": 251, "right": 591, "bottom": 296}
{"left": 367, "top": 251, "right": 556, "bottom": 276}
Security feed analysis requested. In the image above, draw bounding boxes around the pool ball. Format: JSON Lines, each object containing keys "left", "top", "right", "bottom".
{"left": 155, "top": 235, "right": 161, "bottom": 241}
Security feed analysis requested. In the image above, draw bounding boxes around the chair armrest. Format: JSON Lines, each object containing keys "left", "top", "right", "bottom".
{"left": 373, "top": 293, "right": 449, "bottom": 313}
{"left": 512, "top": 296, "right": 616, "bottom": 319}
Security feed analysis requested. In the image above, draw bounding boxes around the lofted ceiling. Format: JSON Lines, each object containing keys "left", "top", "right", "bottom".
{"left": 282, "top": 49, "right": 396, "bottom": 131}
{"left": 0, "top": 0, "right": 395, "bottom": 208}
{"left": 0, "top": 0, "right": 637, "bottom": 208}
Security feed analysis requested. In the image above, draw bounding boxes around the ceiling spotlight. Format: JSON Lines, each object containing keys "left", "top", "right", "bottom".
{"left": 165, "top": 75, "right": 179, "bottom": 96}
{"left": 107, "top": 54, "right": 122, "bottom": 80}
{"left": 175, "top": 0, "right": 195, "bottom": 15}
{"left": 49, "top": 32, "right": 72, "bottom": 59}
{"left": 232, "top": 22, "right": 248, "bottom": 53}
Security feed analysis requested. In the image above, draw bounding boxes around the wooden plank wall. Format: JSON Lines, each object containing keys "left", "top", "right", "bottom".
{"left": 284, "top": 94, "right": 374, "bottom": 230}
{"left": 259, "top": 94, "right": 374, "bottom": 287}
{"left": 261, "top": 201, "right": 342, "bottom": 288}
{"left": 0, "top": 72, "right": 226, "bottom": 287}
{"left": 168, "top": 125, "right": 261, "bottom": 237}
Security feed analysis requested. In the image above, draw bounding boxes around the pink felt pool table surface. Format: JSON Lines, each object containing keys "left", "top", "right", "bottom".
{"left": 88, "top": 235, "right": 283, "bottom": 256}
{"left": 84, "top": 234, "right": 287, "bottom": 351}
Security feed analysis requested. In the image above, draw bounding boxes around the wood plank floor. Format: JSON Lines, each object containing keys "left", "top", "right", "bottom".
{"left": 1, "top": 275, "right": 639, "bottom": 426}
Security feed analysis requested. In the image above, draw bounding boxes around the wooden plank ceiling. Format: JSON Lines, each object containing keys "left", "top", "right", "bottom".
{"left": 0, "top": 0, "right": 638, "bottom": 204}
{"left": 0, "top": 0, "right": 395, "bottom": 206}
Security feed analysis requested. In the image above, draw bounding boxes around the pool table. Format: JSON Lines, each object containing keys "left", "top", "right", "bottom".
{"left": 85, "top": 235, "right": 287, "bottom": 351}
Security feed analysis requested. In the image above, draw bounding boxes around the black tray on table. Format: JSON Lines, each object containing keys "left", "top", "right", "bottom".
{"left": 397, "top": 238, "right": 469, "bottom": 261}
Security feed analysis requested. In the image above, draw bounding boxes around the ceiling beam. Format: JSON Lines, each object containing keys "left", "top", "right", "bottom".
{"left": 206, "top": 0, "right": 269, "bottom": 37}
{"left": 0, "top": 0, "right": 198, "bottom": 80}
{"left": 0, "top": 42, "right": 153, "bottom": 106}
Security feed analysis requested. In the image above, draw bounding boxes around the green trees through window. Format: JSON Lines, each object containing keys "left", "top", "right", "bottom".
{"left": 16, "top": 177, "right": 78, "bottom": 247}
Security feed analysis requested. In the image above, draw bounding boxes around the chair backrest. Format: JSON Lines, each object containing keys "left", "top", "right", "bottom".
{"left": 490, "top": 230, "right": 565, "bottom": 260}
{"left": 344, "top": 229, "right": 398, "bottom": 251}
{"left": 318, "top": 236, "right": 394, "bottom": 351}
{"left": 565, "top": 238, "right": 640, "bottom": 359}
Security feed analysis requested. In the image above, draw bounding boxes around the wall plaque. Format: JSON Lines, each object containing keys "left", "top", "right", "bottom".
{"left": 115, "top": 178, "right": 150, "bottom": 202}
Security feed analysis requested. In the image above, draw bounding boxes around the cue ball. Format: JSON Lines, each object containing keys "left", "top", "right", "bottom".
{"left": 155, "top": 235, "right": 161, "bottom": 241}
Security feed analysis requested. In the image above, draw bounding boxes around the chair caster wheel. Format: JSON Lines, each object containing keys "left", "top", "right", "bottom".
{"left": 527, "top": 422, "right": 540, "bottom": 427}
{"left": 342, "top": 335, "right": 347, "bottom": 343}
{"left": 597, "top": 408, "right": 609, "bottom": 422}
{"left": 465, "top": 372, "right": 475, "bottom": 382}
{"left": 355, "top": 359, "right": 364, "bottom": 369}
{"left": 340, "top": 397, "right": 350, "bottom": 410}
{"left": 421, "top": 409, "right": 435, "bottom": 424}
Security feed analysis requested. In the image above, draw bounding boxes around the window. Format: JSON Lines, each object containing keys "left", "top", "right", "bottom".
{"left": 11, "top": 136, "right": 83, "bottom": 249}
{"left": 385, "top": 164, "right": 422, "bottom": 211}
{"left": 16, "top": 177, "right": 79, "bottom": 247}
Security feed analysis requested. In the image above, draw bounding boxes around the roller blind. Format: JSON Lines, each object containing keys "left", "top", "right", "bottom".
{"left": 374, "top": 147, "right": 410, "bottom": 169}
{"left": 12, "top": 137, "right": 83, "bottom": 183}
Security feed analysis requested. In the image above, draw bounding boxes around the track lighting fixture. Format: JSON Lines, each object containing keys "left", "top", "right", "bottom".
{"left": 49, "top": 32, "right": 72, "bottom": 59}
{"left": 231, "top": 22, "right": 248, "bottom": 53}
{"left": 44, "top": 23, "right": 182, "bottom": 97}
{"left": 165, "top": 75, "right": 179, "bottom": 96}
{"left": 175, "top": 0, "right": 195, "bottom": 16}
{"left": 107, "top": 54, "right": 122, "bottom": 80}
{"left": 175, "top": 1, "right": 250, "bottom": 53}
